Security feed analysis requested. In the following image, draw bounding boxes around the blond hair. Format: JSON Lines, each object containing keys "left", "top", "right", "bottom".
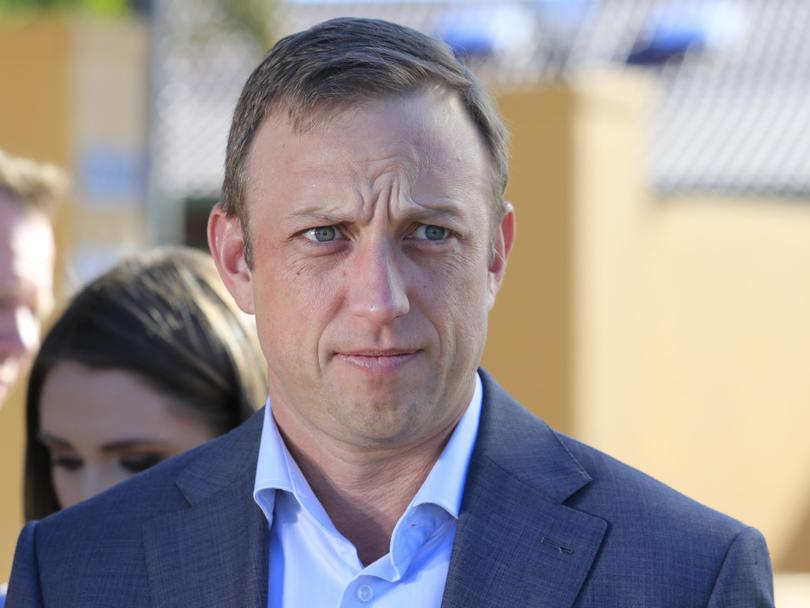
{"left": 0, "top": 149, "right": 68, "bottom": 214}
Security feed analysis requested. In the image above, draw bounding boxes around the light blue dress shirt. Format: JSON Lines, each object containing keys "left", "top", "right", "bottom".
{"left": 253, "top": 373, "right": 483, "bottom": 608}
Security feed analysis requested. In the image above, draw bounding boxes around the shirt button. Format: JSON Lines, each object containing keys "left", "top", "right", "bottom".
{"left": 356, "top": 584, "right": 374, "bottom": 602}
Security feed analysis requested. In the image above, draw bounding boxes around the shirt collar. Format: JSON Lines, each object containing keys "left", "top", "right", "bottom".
{"left": 253, "top": 372, "right": 483, "bottom": 525}
{"left": 252, "top": 396, "right": 333, "bottom": 529}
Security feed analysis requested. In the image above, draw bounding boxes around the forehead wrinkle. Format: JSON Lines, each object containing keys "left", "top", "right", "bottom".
{"left": 357, "top": 157, "right": 476, "bottom": 227}
{"left": 346, "top": 152, "right": 419, "bottom": 224}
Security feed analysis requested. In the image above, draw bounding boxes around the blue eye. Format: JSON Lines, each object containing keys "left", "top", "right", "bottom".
{"left": 304, "top": 226, "right": 343, "bottom": 242}
{"left": 412, "top": 224, "right": 450, "bottom": 241}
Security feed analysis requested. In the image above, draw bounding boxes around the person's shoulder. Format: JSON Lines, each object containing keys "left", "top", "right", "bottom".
{"left": 557, "top": 430, "right": 747, "bottom": 536}
{"left": 7, "top": 412, "right": 264, "bottom": 606}
{"left": 31, "top": 441, "right": 194, "bottom": 553}
{"left": 479, "top": 370, "right": 756, "bottom": 550}
{"left": 34, "top": 409, "right": 264, "bottom": 548}
{"left": 479, "top": 374, "right": 772, "bottom": 602}
{"left": 551, "top": 431, "right": 773, "bottom": 604}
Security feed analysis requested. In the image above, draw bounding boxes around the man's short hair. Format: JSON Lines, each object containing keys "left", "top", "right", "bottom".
{"left": 0, "top": 149, "right": 67, "bottom": 215}
{"left": 222, "top": 17, "right": 509, "bottom": 267}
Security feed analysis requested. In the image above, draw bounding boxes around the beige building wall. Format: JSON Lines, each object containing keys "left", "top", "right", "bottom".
{"left": 629, "top": 198, "right": 810, "bottom": 571}
{"left": 0, "top": 17, "right": 72, "bottom": 581}
{"left": 482, "top": 83, "right": 575, "bottom": 434}
{"left": 484, "top": 74, "right": 651, "bottom": 442}
{"left": 484, "top": 73, "right": 810, "bottom": 573}
{"left": 0, "top": 17, "right": 148, "bottom": 579}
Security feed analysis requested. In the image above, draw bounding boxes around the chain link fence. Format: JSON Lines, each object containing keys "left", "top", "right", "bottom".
{"left": 146, "top": 0, "right": 810, "bottom": 245}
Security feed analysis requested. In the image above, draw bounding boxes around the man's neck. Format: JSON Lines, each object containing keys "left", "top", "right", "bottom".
{"left": 274, "top": 414, "right": 461, "bottom": 566}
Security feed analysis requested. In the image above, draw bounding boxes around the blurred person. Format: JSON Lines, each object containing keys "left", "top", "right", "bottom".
{"left": 0, "top": 150, "right": 63, "bottom": 407}
{"left": 7, "top": 18, "right": 773, "bottom": 608}
{"left": 22, "top": 246, "right": 267, "bottom": 519}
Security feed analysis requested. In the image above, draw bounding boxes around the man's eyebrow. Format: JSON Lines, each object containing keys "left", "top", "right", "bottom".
{"left": 288, "top": 208, "right": 350, "bottom": 224}
{"left": 288, "top": 200, "right": 466, "bottom": 223}
{"left": 403, "top": 204, "right": 464, "bottom": 220}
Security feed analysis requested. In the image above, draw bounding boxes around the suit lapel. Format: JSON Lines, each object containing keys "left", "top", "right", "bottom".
{"left": 140, "top": 374, "right": 605, "bottom": 607}
{"left": 442, "top": 372, "right": 607, "bottom": 608}
{"left": 143, "top": 411, "right": 268, "bottom": 608}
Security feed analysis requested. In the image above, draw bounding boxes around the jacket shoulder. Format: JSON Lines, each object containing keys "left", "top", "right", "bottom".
{"left": 32, "top": 409, "right": 264, "bottom": 563}
{"left": 557, "top": 432, "right": 773, "bottom": 605}
{"left": 479, "top": 369, "right": 749, "bottom": 538}
{"left": 476, "top": 370, "right": 773, "bottom": 605}
{"left": 558, "top": 430, "right": 747, "bottom": 531}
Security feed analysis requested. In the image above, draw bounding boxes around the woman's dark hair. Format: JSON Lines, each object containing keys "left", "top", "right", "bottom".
{"left": 24, "top": 246, "right": 267, "bottom": 520}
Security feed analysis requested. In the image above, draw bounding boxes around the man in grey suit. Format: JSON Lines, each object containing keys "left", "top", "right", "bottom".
{"left": 8, "top": 17, "right": 773, "bottom": 607}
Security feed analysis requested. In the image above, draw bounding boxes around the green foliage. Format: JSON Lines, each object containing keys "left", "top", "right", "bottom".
{"left": 0, "top": 0, "right": 128, "bottom": 16}
{"left": 80, "top": 0, "right": 128, "bottom": 16}
{"left": 214, "top": 0, "right": 277, "bottom": 49}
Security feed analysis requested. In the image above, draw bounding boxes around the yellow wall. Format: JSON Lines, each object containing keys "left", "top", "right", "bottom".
{"left": 485, "top": 73, "right": 810, "bottom": 571}
{"left": 0, "top": 386, "right": 27, "bottom": 582}
{"left": 575, "top": 188, "right": 810, "bottom": 569}
{"left": 69, "top": 18, "right": 147, "bottom": 257}
{"left": 0, "top": 18, "right": 72, "bottom": 165}
{"left": 0, "top": 17, "right": 73, "bottom": 581}
{"left": 627, "top": 198, "right": 810, "bottom": 570}
{"left": 485, "top": 73, "right": 650, "bottom": 437}
{"left": 0, "top": 16, "right": 147, "bottom": 579}
{"left": 483, "top": 84, "right": 575, "bottom": 433}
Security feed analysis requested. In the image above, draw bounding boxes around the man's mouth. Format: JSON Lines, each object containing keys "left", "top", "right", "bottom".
{"left": 333, "top": 349, "right": 422, "bottom": 371}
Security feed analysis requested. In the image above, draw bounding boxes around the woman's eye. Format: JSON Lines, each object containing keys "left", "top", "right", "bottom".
{"left": 411, "top": 224, "right": 450, "bottom": 241}
{"left": 51, "top": 456, "right": 83, "bottom": 471}
{"left": 303, "top": 226, "right": 344, "bottom": 242}
{"left": 120, "top": 454, "right": 165, "bottom": 474}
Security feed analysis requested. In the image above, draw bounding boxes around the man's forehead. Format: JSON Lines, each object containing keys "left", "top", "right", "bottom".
{"left": 249, "top": 90, "right": 486, "bottom": 181}
{"left": 280, "top": 83, "right": 450, "bottom": 130}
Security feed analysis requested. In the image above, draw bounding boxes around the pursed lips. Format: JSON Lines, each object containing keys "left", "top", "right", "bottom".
{"left": 332, "top": 348, "right": 422, "bottom": 371}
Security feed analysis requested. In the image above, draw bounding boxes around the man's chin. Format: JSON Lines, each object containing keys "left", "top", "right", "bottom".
{"left": 335, "top": 408, "right": 430, "bottom": 448}
{"left": 326, "top": 386, "right": 446, "bottom": 446}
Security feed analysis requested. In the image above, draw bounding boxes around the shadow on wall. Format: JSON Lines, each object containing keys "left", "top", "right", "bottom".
{"left": 780, "top": 486, "right": 810, "bottom": 571}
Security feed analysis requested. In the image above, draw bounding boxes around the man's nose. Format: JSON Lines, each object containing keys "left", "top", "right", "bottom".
{"left": 347, "top": 239, "right": 410, "bottom": 325}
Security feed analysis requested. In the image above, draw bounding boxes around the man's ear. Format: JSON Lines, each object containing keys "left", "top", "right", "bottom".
{"left": 208, "top": 203, "right": 255, "bottom": 314}
{"left": 487, "top": 202, "right": 516, "bottom": 309}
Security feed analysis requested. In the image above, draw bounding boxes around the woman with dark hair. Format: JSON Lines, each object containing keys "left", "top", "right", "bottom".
{"left": 23, "top": 246, "right": 267, "bottom": 520}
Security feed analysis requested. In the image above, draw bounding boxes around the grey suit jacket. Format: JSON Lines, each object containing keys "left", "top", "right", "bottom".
{"left": 7, "top": 370, "right": 773, "bottom": 607}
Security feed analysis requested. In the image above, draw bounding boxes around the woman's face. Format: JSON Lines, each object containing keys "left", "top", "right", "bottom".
{"left": 38, "top": 361, "right": 217, "bottom": 510}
